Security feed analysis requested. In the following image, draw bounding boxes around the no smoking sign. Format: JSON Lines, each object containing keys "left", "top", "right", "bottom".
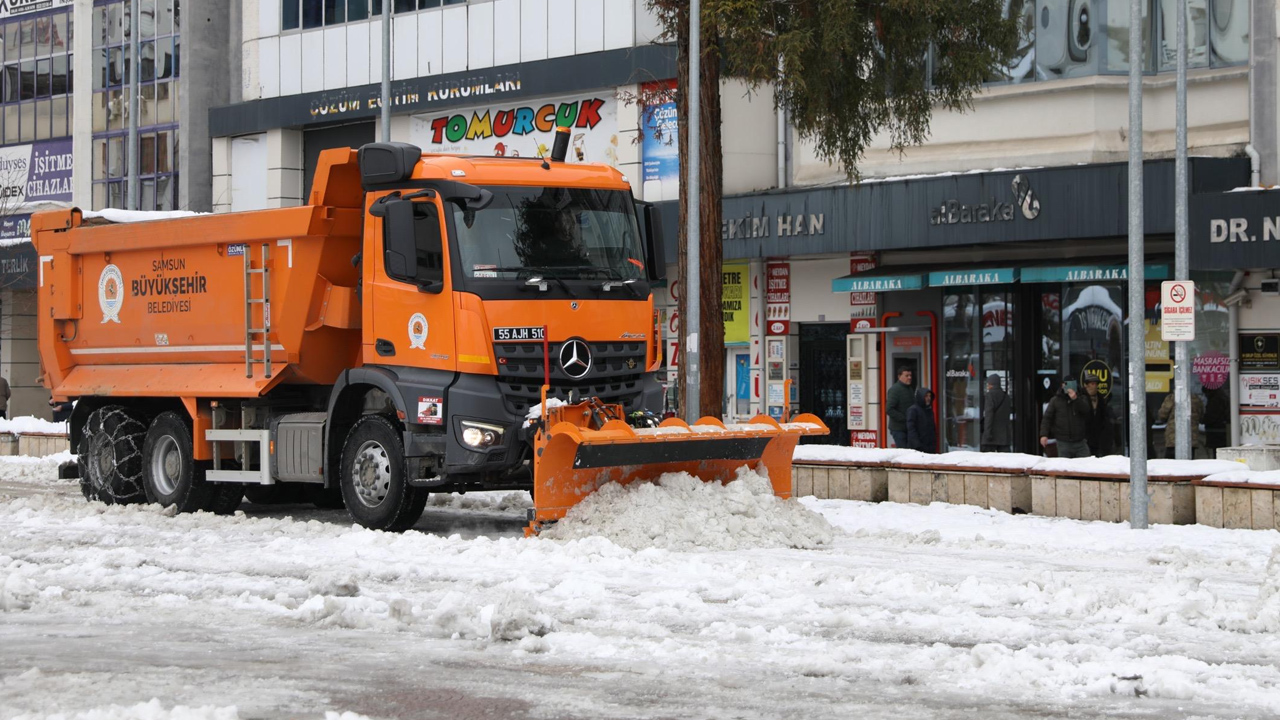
{"left": 1161, "top": 280, "right": 1196, "bottom": 342}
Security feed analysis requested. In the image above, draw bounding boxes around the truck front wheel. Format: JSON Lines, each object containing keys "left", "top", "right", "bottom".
{"left": 340, "top": 415, "right": 427, "bottom": 532}
{"left": 79, "top": 406, "right": 147, "bottom": 505}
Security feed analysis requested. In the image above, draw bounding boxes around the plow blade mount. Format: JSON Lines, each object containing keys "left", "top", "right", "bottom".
{"left": 528, "top": 401, "right": 828, "bottom": 534}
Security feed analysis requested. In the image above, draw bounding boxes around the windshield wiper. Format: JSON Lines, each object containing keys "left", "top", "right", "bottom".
{"left": 577, "top": 267, "right": 642, "bottom": 297}
{"left": 488, "top": 266, "right": 577, "bottom": 297}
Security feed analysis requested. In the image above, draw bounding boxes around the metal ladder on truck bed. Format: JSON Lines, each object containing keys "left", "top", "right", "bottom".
{"left": 205, "top": 243, "right": 275, "bottom": 485}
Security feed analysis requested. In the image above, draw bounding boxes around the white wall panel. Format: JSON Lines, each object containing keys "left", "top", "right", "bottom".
{"left": 323, "top": 27, "right": 346, "bottom": 89}
{"left": 418, "top": 11, "right": 443, "bottom": 76}
{"left": 279, "top": 33, "right": 302, "bottom": 96}
{"left": 547, "top": 0, "right": 575, "bottom": 57}
{"left": 231, "top": 134, "right": 269, "bottom": 213}
{"left": 258, "top": 35, "right": 280, "bottom": 97}
{"left": 243, "top": 0, "right": 260, "bottom": 43}
{"left": 520, "top": 0, "right": 548, "bottom": 62}
{"left": 369, "top": 18, "right": 384, "bottom": 84}
{"left": 602, "top": 0, "right": 632, "bottom": 50}
{"left": 257, "top": 0, "right": 278, "bottom": 39}
{"left": 301, "top": 30, "right": 324, "bottom": 93}
{"left": 634, "top": 1, "right": 662, "bottom": 45}
{"left": 493, "top": 0, "right": 520, "bottom": 66}
{"left": 575, "top": 0, "right": 604, "bottom": 54}
{"left": 467, "top": 2, "right": 495, "bottom": 69}
{"left": 242, "top": 38, "right": 261, "bottom": 100}
{"left": 347, "top": 22, "right": 370, "bottom": 86}
{"left": 393, "top": 14, "right": 417, "bottom": 80}
{"left": 442, "top": 7, "right": 468, "bottom": 73}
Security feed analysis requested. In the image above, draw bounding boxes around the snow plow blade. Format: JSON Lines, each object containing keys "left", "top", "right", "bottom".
{"left": 528, "top": 401, "right": 828, "bottom": 534}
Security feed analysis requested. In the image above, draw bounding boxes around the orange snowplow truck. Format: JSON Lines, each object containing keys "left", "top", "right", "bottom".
{"left": 34, "top": 139, "right": 826, "bottom": 532}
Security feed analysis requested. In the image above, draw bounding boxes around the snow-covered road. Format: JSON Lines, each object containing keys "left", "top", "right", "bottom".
{"left": 3, "top": 459, "right": 1280, "bottom": 720}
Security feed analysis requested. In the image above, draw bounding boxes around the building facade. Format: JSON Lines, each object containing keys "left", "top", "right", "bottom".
{"left": 0, "top": 0, "right": 230, "bottom": 419}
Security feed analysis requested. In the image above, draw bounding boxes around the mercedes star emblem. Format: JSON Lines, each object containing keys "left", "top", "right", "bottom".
{"left": 559, "top": 339, "right": 592, "bottom": 379}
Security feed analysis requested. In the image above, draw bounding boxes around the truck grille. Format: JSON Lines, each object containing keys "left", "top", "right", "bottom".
{"left": 494, "top": 341, "right": 647, "bottom": 416}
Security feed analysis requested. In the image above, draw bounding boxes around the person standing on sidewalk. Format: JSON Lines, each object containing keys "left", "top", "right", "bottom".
{"left": 981, "top": 374, "right": 1011, "bottom": 453}
{"left": 886, "top": 367, "right": 914, "bottom": 448}
{"left": 1039, "top": 378, "right": 1092, "bottom": 458}
{"left": 1082, "top": 376, "right": 1115, "bottom": 456}
{"left": 907, "top": 387, "right": 937, "bottom": 453}
{"left": 0, "top": 374, "right": 9, "bottom": 420}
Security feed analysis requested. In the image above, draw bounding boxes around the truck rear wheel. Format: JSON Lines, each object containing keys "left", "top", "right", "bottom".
{"left": 142, "top": 411, "right": 217, "bottom": 513}
{"left": 79, "top": 406, "right": 147, "bottom": 505}
{"left": 340, "top": 414, "right": 426, "bottom": 532}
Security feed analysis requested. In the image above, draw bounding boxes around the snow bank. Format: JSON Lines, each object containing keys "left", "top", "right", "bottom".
{"left": 1201, "top": 469, "right": 1280, "bottom": 487}
{"left": 794, "top": 446, "right": 1247, "bottom": 478}
{"left": 9, "top": 698, "right": 239, "bottom": 720}
{"left": 792, "top": 445, "right": 916, "bottom": 464}
{"left": 0, "top": 416, "right": 68, "bottom": 436}
{"left": 0, "top": 451, "right": 75, "bottom": 484}
{"left": 542, "top": 466, "right": 834, "bottom": 551}
{"left": 82, "top": 209, "right": 205, "bottom": 223}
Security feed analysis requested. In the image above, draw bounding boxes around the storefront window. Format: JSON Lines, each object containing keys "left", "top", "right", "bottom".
{"left": 92, "top": 0, "right": 180, "bottom": 211}
{"left": 1157, "top": 0, "right": 1209, "bottom": 71}
{"left": 0, "top": 7, "right": 72, "bottom": 143}
{"left": 942, "top": 292, "right": 980, "bottom": 451}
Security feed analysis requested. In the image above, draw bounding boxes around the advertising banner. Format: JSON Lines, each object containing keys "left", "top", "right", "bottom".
{"left": 0, "top": 139, "right": 73, "bottom": 205}
{"left": 410, "top": 93, "right": 619, "bottom": 166}
{"left": 765, "top": 261, "right": 790, "bottom": 336}
{"left": 723, "top": 262, "right": 749, "bottom": 344}
{"left": 640, "top": 81, "right": 678, "bottom": 202}
{"left": 1242, "top": 373, "right": 1280, "bottom": 408}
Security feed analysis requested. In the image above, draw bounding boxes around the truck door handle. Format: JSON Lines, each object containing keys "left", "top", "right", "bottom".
{"left": 376, "top": 339, "right": 395, "bottom": 357}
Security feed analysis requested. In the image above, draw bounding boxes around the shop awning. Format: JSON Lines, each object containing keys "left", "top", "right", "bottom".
{"left": 1020, "top": 263, "right": 1170, "bottom": 283}
{"left": 831, "top": 274, "right": 925, "bottom": 292}
{"left": 927, "top": 268, "right": 1017, "bottom": 287}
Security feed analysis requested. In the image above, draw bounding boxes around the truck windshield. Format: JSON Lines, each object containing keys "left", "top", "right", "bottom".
{"left": 451, "top": 187, "right": 645, "bottom": 281}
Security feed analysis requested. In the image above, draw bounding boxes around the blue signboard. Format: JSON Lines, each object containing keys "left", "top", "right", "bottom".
{"left": 832, "top": 274, "right": 924, "bottom": 293}
{"left": 927, "top": 268, "right": 1017, "bottom": 287}
{"left": 1021, "top": 264, "right": 1170, "bottom": 283}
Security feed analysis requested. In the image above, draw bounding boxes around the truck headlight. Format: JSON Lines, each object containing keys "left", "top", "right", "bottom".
{"left": 460, "top": 421, "right": 504, "bottom": 448}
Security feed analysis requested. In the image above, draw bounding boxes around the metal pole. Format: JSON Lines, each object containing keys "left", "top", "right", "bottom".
{"left": 127, "top": 0, "right": 140, "bottom": 210}
{"left": 378, "top": 0, "right": 389, "bottom": 141}
{"left": 1128, "top": 0, "right": 1149, "bottom": 529}
{"left": 1174, "top": 0, "right": 1191, "bottom": 461}
{"left": 684, "top": 0, "right": 701, "bottom": 423}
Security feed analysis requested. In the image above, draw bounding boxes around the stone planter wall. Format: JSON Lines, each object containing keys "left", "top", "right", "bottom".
{"left": 794, "top": 464, "right": 888, "bottom": 503}
{"left": 884, "top": 468, "right": 1031, "bottom": 514}
{"left": 0, "top": 432, "right": 17, "bottom": 456}
{"left": 1030, "top": 475, "right": 1195, "bottom": 525}
{"left": 17, "top": 433, "right": 70, "bottom": 457}
{"left": 1195, "top": 484, "right": 1279, "bottom": 530}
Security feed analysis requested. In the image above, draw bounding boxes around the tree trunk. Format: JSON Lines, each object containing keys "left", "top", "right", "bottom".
{"left": 697, "top": 20, "right": 723, "bottom": 419}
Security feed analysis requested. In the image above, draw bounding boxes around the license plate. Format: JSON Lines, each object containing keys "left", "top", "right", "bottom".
{"left": 493, "top": 326, "right": 545, "bottom": 341}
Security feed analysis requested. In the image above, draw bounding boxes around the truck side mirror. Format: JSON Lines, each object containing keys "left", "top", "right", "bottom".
{"left": 638, "top": 202, "right": 666, "bottom": 283}
{"left": 382, "top": 198, "right": 417, "bottom": 282}
{"left": 381, "top": 198, "right": 445, "bottom": 293}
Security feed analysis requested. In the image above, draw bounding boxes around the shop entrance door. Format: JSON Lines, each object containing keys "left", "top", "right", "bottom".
{"left": 724, "top": 348, "right": 752, "bottom": 422}
{"left": 799, "top": 323, "right": 848, "bottom": 445}
{"left": 884, "top": 330, "right": 933, "bottom": 449}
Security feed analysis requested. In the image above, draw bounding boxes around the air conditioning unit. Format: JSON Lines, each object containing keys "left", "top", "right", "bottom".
{"left": 1260, "top": 279, "right": 1280, "bottom": 296}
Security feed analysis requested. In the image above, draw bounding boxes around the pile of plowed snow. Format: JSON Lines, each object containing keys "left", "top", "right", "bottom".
{"left": 542, "top": 466, "right": 834, "bottom": 551}
{"left": 0, "top": 452, "right": 75, "bottom": 485}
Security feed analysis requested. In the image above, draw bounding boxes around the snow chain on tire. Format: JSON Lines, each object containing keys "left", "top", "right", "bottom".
{"left": 79, "top": 406, "right": 148, "bottom": 505}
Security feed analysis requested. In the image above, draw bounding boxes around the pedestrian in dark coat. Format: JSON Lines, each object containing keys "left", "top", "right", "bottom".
{"left": 981, "top": 374, "right": 1011, "bottom": 452}
{"left": 886, "top": 367, "right": 915, "bottom": 448}
{"left": 1081, "top": 376, "right": 1114, "bottom": 456}
{"left": 907, "top": 387, "right": 937, "bottom": 453}
{"left": 1039, "top": 378, "right": 1093, "bottom": 458}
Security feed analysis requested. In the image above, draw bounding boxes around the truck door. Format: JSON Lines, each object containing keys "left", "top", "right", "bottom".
{"left": 365, "top": 193, "right": 457, "bottom": 370}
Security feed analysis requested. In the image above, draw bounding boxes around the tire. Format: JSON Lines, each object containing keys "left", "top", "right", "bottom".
{"left": 243, "top": 485, "right": 309, "bottom": 505}
{"left": 307, "top": 483, "right": 346, "bottom": 510}
{"left": 340, "top": 414, "right": 426, "bottom": 532}
{"left": 142, "top": 412, "right": 217, "bottom": 513}
{"left": 79, "top": 406, "right": 147, "bottom": 505}
{"left": 206, "top": 484, "right": 244, "bottom": 515}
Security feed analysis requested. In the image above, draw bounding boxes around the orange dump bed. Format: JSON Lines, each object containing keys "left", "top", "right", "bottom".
{"left": 33, "top": 157, "right": 365, "bottom": 401}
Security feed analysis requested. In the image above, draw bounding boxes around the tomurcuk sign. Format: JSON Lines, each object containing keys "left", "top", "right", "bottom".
{"left": 1191, "top": 189, "right": 1280, "bottom": 269}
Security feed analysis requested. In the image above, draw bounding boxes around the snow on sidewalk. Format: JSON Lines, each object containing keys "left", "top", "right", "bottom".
{"left": 4, "top": 463, "right": 1280, "bottom": 717}
{"left": 794, "top": 444, "right": 1246, "bottom": 476}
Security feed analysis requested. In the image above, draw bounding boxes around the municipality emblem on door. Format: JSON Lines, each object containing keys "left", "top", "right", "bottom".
{"left": 98, "top": 264, "right": 123, "bottom": 324}
{"left": 408, "top": 313, "right": 428, "bottom": 349}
